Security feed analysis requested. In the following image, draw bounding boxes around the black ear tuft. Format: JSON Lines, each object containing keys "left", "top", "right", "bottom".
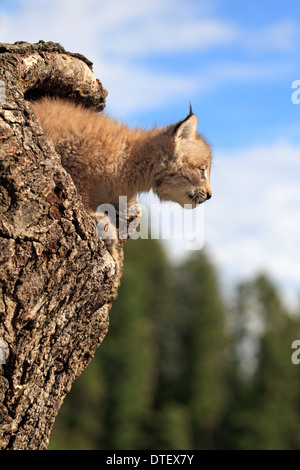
{"left": 189, "top": 102, "right": 193, "bottom": 116}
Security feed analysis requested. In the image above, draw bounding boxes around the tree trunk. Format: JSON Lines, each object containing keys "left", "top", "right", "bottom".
{"left": 0, "top": 41, "right": 125, "bottom": 450}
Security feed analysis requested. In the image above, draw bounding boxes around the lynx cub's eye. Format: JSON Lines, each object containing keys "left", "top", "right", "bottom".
{"left": 199, "top": 168, "right": 207, "bottom": 180}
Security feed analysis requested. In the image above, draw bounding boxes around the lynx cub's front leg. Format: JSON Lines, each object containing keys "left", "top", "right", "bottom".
{"left": 127, "top": 201, "right": 142, "bottom": 240}
{"left": 91, "top": 201, "right": 142, "bottom": 263}
{"left": 92, "top": 211, "right": 118, "bottom": 261}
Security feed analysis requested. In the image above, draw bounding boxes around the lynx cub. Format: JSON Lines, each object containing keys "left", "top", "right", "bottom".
{"left": 32, "top": 97, "right": 212, "bottom": 258}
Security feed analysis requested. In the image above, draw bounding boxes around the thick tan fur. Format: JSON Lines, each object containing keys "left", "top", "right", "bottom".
{"left": 32, "top": 97, "right": 212, "bottom": 209}
{"left": 32, "top": 97, "right": 212, "bottom": 257}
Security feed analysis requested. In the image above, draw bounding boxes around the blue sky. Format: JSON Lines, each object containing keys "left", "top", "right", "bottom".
{"left": 1, "top": 0, "right": 300, "bottom": 306}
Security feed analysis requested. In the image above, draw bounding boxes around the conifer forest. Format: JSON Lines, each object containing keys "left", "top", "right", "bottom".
{"left": 49, "top": 237, "right": 300, "bottom": 450}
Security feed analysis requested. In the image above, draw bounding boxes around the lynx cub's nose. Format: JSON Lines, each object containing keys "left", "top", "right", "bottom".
{"left": 206, "top": 191, "right": 212, "bottom": 200}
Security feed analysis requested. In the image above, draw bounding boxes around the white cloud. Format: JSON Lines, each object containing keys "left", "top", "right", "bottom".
{"left": 203, "top": 142, "right": 300, "bottom": 305}
{"left": 1, "top": 0, "right": 298, "bottom": 118}
{"left": 242, "top": 20, "right": 299, "bottom": 53}
{"left": 92, "top": 60, "right": 197, "bottom": 117}
{"left": 102, "top": 18, "right": 237, "bottom": 58}
{"left": 0, "top": 0, "right": 235, "bottom": 115}
{"left": 0, "top": 0, "right": 231, "bottom": 54}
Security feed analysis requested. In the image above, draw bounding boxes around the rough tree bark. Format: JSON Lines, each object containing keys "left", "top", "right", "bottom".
{"left": 0, "top": 41, "right": 127, "bottom": 450}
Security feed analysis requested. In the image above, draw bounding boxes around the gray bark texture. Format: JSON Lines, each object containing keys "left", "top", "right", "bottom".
{"left": 0, "top": 41, "right": 126, "bottom": 450}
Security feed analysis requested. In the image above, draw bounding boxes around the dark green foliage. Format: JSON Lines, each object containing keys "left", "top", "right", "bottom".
{"left": 49, "top": 240, "right": 300, "bottom": 450}
{"left": 222, "top": 275, "right": 300, "bottom": 450}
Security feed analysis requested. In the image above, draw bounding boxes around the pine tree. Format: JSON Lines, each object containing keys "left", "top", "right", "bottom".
{"left": 155, "top": 250, "right": 229, "bottom": 449}
{"left": 99, "top": 237, "right": 171, "bottom": 449}
{"left": 225, "top": 274, "right": 300, "bottom": 450}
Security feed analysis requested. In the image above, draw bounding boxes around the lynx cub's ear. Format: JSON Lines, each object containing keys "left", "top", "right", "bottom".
{"left": 173, "top": 113, "right": 198, "bottom": 141}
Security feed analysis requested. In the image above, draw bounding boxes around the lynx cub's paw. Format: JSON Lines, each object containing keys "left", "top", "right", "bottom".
{"left": 92, "top": 211, "right": 118, "bottom": 261}
{"left": 127, "top": 202, "right": 142, "bottom": 239}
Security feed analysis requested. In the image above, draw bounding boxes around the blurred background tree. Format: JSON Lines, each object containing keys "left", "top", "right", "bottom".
{"left": 222, "top": 275, "right": 300, "bottom": 450}
{"left": 49, "top": 239, "right": 300, "bottom": 450}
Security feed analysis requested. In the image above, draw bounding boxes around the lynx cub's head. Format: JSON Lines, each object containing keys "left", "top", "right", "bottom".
{"left": 153, "top": 107, "right": 212, "bottom": 209}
